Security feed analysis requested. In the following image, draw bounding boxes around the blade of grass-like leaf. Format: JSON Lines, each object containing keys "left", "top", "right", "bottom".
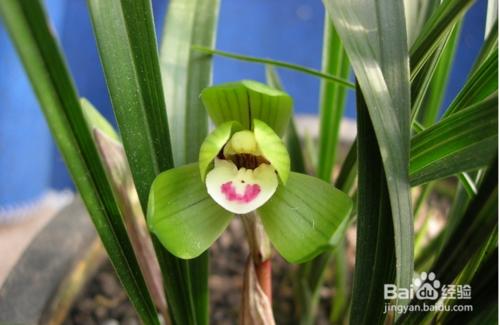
{"left": 410, "top": 93, "right": 498, "bottom": 185}
{"left": 349, "top": 87, "right": 395, "bottom": 325}
{"left": 317, "top": 15, "right": 351, "bottom": 182}
{"left": 420, "top": 23, "right": 461, "bottom": 127}
{"left": 295, "top": 16, "right": 351, "bottom": 323}
{"left": 160, "top": 0, "right": 219, "bottom": 166}
{"left": 443, "top": 48, "right": 498, "bottom": 118}
{"left": 471, "top": 20, "right": 497, "bottom": 72}
{"left": 485, "top": 0, "right": 498, "bottom": 38}
{"left": 159, "top": 2, "right": 220, "bottom": 322}
{"left": 399, "top": 157, "right": 498, "bottom": 324}
{"left": 86, "top": 1, "right": 206, "bottom": 323}
{"left": 324, "top": 0, "right": 414, "bottom": 306}
{"left": 0, "top": 1, "right": 160, "bottom": 323}
{"left": 404, "top": 0, "right": 440, "bottom": 47}
{"left": 265, "top": 65, "right": 306, "bottom": 174}
{"left": 192, "top": 45, "right": 355, "bottom": 88}
{"left": 410, "top": 0, "right": 475, "bottom": 79}
{"left": 442, "top": 246, "right": 498, "bottom": 324}
{"left": 410, "top": 25, "right": 457, "bottom": 125}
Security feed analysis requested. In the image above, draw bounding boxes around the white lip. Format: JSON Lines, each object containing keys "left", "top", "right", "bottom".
{"left": 205, "top": 159, "right": 278, "bottom": 214}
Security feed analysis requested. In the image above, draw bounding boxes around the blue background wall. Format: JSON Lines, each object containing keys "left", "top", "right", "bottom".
{"left": 0, "top": 0, "right": 489, "bottom": 208}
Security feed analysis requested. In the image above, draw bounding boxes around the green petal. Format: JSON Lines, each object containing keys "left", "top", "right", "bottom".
{"left": 200, "top": 80, "right": 293, "bottom": 137}
{"left": 148, "top": 163, "right": 233, "bottom": 259}
{"left": 258, "top": 172, "right": 352, "bottom": 263}
{"left": 253, "top": 119, "right": 290, "bottom": 184}
{"left": 198, "top": 121, "right": 242, "bottom": 181}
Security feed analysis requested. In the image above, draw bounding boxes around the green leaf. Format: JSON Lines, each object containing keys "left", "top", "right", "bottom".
{"left": 317, "top": 15, "right": 351, "bottom": 182}
{"left": 419, "top": 23, "right": 461, "bottom": 127}
{"left": 443, "top": 47, "right": 498, "bottom": 117}
{"left": 253, "top": 119, "right": 291, "bottom": 184}
{"left": 0, "top": 1, "right": 160, "bottom": 323}
{"left": 324, "top": 0, "right": 414, "bottom": 302}
{"left": 258, "top": 172, "right": 352, "bottom": 264}
{"left": 193, "top": 46, "right": 355, "bottom": 89}
{"left": 265, "top": 65, "right": 306, "bottom": 174}
{"left": 148, "top": 164, "right": 233, "bottom": 260}
{"left": 350, "top": 88, "right": 395, "bottom": 325}
{"left": 413, "top": 23, "right": 461, "bottom": 126}
{"left": 398, "top": 158, "right": 498, "bottom": 324}
{"left": 80, "top": 98, "right": 120, "bottom": 141}
{"left": 410, "top": 0, "right": 475, "bottom": 78}
{"left": 87, "top": 0, "right": 173, "bottom": 208}
{"left": 199, "top": 121, "right": 243, "bottom": 181}
{"left": 160, "top": 0, "right": 220, "bottom": 166}
{"left": 201, "top": 80, "right": 293, "bottom": 137}
{"left": 86, "top": 1, "right": 206, "bottom": 323}
{"left": 159, "top": 2, "right": 220, "bottom": 323}
{"left": 410, "top": 93, "right": 498, "bottom": 185}
{"left": 471, "top": 20, "right": 497, "bottom": 73}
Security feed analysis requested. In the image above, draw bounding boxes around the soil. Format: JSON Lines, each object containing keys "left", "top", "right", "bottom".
{"left": 65, "top": 220, "right": 340, "bottom": 325}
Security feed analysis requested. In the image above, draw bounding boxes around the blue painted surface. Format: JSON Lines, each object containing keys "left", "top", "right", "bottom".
{"left": 0, "top": 0, "right": 66, "bottom": 207}
{"left": 0, "top": 0, "right": 490, "bottom": 204}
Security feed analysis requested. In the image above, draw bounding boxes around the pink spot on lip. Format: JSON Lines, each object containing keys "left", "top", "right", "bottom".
{"left": 221, "top": 181, "right": 261, "bottom": 203}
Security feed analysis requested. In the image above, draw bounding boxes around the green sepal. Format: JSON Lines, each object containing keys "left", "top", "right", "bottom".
{"left": 200, "top": 80, "right": 293, "bottom": 137}
{"left": 258, "top": 172, "right": 352, "bottom": 263}
{"left": 253, "top": 119, "right": 290, "bottom": 184}
{"left": 198, "top": 121, "right": 243, "bottom": 181}
{"left": 148, "top": 163, "right": 233, "bottom": 259}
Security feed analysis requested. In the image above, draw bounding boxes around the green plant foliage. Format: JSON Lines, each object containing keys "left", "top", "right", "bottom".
{"left": 317, "top": 16, "right": 351, "bottom": 182}
{"left": 258, "top": 172, "right": 353, "bottom": 263}
{"left": 80, "top": 98, "right": 120, "bottom": 141}
{"left": 160, "top": 0, "right": 220, "bottom": 166}
{"left": 193, "top": 46, "right": 355, "bottom": 89}
{"left": 0, "top": 1, "right": 160, "bottom": 323}
{"left": 350, "top": 87, "right": 395, "bottom": 325}
{"left": 399, "top": 157, "right": 498, "bottom": 324}
{"left": 410, "top": 0, "right": 475, "bottom": 78}
{"left": 86, "top": 1, "right": 211, "bottom": 323}
{"left": 444, "top": 48, "right": 498, "bottom": 117}
{"left": 324, "top": 0, "right": 414, "bottom": 306}
{"left": 159, "top": 2, "right": 221, "bottom": 322}
{"left": 201, "top": 80, "right": 293, "bottom": 137}
{"left": 410, "top": 93, "right": 498, "bottom": 185}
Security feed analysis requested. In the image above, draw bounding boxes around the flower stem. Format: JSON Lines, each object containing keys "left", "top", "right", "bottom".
{"left": 240, "top": 212, "right": 275, "bottom": 324}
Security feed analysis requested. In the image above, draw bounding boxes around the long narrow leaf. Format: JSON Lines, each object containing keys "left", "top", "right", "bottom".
{"left": 420, "top": 23, "right": 461, "bottom": 127}
{"left": 86, "top": 1, "right": 204, "bottom": 323}
{"left": 350, "top": 88, "right": 395, "bottom": 325}
{"left": 399, "top": 157, "right": 498, "bottom": 324}
{"left": 317, "top": 15, "right": 351, "bottom": 181}
{"left": 410, "top": 93, "right": 498, "bottom": 185}
{"left": 324, "top": 0, "right": 414, "bottom": 303}
{"left": 444, "top": 48, "right": 498, "bottom": 117}
{"left": 410, "top": 0, "right": 475, "bottom": 79}
{"left": 192, "top": 46, "right": 355, "bottom": 88}
{"left": 265, "top": 65, "right": 306, "bottom": 174}
{"left": 159, "top": 1, "right": 220, "bottom": 322}
{"left": 0, "top": 1, "right": 159, "bottom": 323}
{"left": 160, "top": 0, "right": 220, "bottom": 166}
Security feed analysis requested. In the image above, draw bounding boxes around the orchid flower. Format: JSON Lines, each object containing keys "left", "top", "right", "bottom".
{"left": 148, "top": 81, "right": 352, "bottom": 263}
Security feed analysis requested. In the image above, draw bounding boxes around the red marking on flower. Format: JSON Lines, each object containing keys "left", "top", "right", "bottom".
{"left": 221, "top": 181, "right": 261, "bottom": 203}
